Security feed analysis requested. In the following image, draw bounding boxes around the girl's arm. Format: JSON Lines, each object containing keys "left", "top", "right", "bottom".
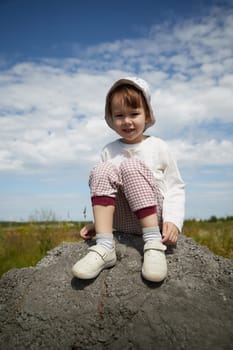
{"left": 162, "top": 143, "right": 185, "bottom": 234}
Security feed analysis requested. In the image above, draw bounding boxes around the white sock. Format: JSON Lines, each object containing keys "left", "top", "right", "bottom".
{"left": 142, "top": 226, "right": 161, "bottom": 242}
{"left": 96, "top": 233, "right": 114, "bottom": 250}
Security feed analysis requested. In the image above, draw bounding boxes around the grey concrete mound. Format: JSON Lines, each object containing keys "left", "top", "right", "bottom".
{"left": 0, "top": 232, "right": 233, "bottom": 350}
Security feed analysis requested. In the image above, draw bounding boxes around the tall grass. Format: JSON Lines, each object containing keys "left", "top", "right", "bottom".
{"left": 182, "top": 216, "right": 233, "bottom": 259}
{"left": 0, "top": 217, "right": 232, "bottom": 279}
{"left": 0, "top": 221, "right": 87, "bottom": 278}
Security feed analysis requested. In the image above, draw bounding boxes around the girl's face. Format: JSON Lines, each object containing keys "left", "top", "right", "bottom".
{"left": 111, "top": 93, "right": 149, "bottom": 144}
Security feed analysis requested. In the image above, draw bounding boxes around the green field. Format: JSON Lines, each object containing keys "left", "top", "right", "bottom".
{"left": 182, "top": 216, "right": 233, "bottom": 259}
{"left": 0, "top": 217, "right": 232, "bottom": 278}
{"left": 0, "top": 221, "right": 86, "bottom": 278}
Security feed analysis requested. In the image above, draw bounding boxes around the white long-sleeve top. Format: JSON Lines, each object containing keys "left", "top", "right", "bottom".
{"left": 100, "top": 136, "right": 185, "bottom": 232}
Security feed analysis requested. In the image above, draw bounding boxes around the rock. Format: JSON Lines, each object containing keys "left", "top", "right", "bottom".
{"left": 0, "top": 233, "right": 232, "bottom": 350}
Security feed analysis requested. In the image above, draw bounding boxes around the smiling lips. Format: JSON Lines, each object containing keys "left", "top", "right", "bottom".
{"left": 122, "top": 128, "right": 135, "bottom": 133}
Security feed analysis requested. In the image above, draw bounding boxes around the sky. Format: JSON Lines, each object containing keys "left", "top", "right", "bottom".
{"left": 0, "top": 0, "right": 233, "bottom": 222}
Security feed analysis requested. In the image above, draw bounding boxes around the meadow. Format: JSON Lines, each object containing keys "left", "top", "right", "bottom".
{"left": 0, "top": 216, "right": 232, "bottom": 279}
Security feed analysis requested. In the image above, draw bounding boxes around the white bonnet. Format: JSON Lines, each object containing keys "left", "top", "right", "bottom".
{"left": 104, "top": 76, "right": 155, "bottom": 130}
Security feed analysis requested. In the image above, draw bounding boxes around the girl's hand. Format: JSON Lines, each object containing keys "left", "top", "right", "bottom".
{"left": 79, "top": 223, "right": 96, "bottom": 240}
{"left": 162, "top": 222, "right": 179, "bottom": 245}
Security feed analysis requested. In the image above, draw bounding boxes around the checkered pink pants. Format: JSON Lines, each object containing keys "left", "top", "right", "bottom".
{"left": 89, "top": 159, "right": 163, "bottom": 235}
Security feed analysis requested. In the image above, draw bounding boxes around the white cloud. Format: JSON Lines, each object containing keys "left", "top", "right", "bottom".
{"left": 168, "top": 139, "right": 233, "bottom": 166}
{"left": 0, "top": 4, "right": 233, "bottom": 219}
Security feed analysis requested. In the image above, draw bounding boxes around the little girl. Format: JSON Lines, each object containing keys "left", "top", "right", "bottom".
{"left": 72, "top": 77, "right": 185, "bottom": 282}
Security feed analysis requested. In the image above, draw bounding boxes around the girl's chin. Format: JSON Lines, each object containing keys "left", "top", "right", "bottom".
{"left": 121, "top": 136, "right": 144, "bottom": 144}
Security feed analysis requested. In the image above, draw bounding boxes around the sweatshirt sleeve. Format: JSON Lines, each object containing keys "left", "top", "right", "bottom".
{"left": 161, "top": 143, "right": 185, "bottom": 232}
{"left": 100, "top": 145, "right": 109, "bottom": 162}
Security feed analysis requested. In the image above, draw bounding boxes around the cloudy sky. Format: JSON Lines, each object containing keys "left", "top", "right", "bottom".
{"left": 0, "top": 0, "right": 232, "bottom": 221}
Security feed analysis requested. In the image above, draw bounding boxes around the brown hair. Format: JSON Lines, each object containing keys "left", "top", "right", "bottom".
{"left": 108, "top": 84, "right": 150, "bottom": 121}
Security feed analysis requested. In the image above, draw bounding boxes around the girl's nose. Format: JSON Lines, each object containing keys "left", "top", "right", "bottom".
{"left": 124, "top": 116, "right": 132, "bottom": 124}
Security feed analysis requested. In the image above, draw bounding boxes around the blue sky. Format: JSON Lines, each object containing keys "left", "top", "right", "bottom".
{"left": 0, "top": 0, "right": 233, "bottom": 221}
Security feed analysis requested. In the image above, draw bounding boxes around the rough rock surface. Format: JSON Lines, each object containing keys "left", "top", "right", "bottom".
{"left": 0, "top": 232, "right": 232, "bottom": 350}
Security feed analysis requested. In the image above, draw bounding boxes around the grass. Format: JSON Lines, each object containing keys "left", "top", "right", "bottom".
{"left": 0, "top": 216, "right": 232, "bottom": 279}
{"left": 0, "top": 221, "right": 87, "bottom": 278}
{"left": 182, "top": 216, "right": 233, "bottom": 259}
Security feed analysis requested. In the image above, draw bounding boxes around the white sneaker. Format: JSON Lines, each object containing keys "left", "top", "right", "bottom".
{"left": 71, "top": 244, "right": 117, "bottom": 279}
{"left": 142, "top": 240, "right": 167, "bottom": 282}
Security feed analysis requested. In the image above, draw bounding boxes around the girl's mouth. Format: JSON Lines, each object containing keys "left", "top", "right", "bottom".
{"left": 122, "top": 128, "right": 135, "bottom": 133}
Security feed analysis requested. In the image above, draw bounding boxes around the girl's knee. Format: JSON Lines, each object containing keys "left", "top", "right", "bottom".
{"left": 90, "top": 162, "right": 116, "bottom": 176}
{"left": 120, "top": 159, "right": 141, "bottom": 176}
{"left": 120, "top": 159, "right": 153, "bottom": 179}
{"left": 89, "top": 162, "right": 119, "bottom": 186}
